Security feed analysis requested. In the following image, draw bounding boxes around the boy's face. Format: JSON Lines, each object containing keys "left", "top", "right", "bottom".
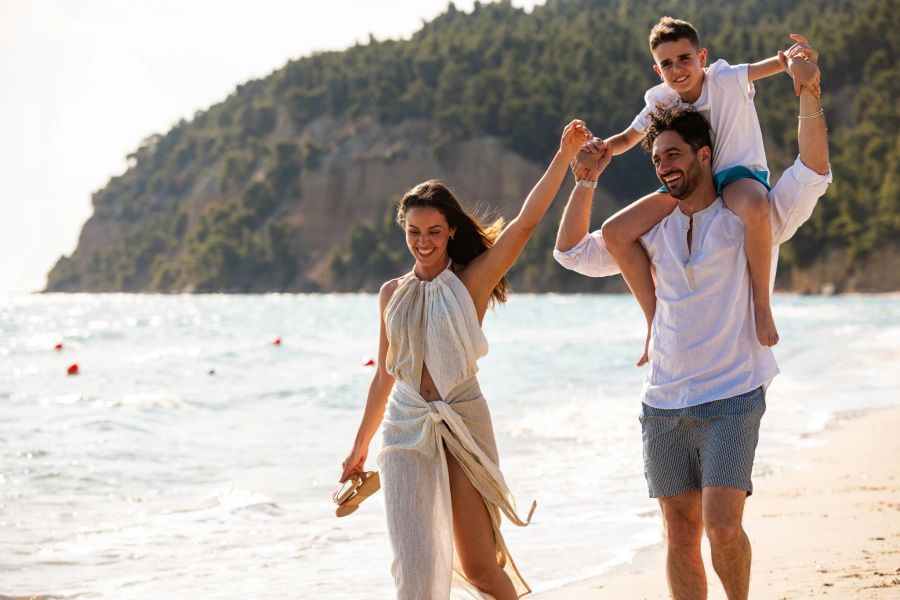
{"left": 651, "top": 38, "right": 708, "bottom": 99}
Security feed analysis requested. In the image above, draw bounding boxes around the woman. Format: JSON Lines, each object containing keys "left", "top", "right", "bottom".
{"left": 340, "top": 120, "right": 591, "bottom": 599}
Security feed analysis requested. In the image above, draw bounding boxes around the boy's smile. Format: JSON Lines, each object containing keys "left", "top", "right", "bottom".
{"left": 652, "top": 38, "right": 708, "bottom": 104}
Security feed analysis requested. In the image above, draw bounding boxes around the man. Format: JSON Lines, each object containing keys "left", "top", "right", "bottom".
{"left": 553, "top": 48, "right": 829, "bottom": 599}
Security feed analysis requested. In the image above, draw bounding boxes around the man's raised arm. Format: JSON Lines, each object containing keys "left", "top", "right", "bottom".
{"left": 555, "top": 178, "right": 596, "bottom": 253}
{"left": 797, "top": 83, "right": 829, "bottom": 175}
{"left": 782, "top": 35, "right": 829, "bottom": 174}
{"left": 770, "top": 49, "right": 832, "bottom": 245}
{"left": 553, "top": 144, "right": 622, "bottom": 277}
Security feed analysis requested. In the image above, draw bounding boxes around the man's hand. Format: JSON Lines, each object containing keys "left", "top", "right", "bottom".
{"left": 571, "top": 138, "right": 609, "bottom": 180}
{"left": 571, "top": 139, "right": 612, "bottom": 181}
{"left": 779, "top": 33, "right": 820, "bottom": 97}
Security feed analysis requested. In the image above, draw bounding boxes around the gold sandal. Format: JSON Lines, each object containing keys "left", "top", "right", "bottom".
{"left": 332, "top": 471, "right": 380, "bottom": 517}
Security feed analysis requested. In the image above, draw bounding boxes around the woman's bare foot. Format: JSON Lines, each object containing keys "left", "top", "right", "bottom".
{"left": 755, "top": 304, "right": 779, "bottom": 346}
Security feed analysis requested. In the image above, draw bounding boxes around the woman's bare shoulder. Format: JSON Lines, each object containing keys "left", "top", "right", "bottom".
{"left": 379, "top": 275, "right": 409, "bottom": 305}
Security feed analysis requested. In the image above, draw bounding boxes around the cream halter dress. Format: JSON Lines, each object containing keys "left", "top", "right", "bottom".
{"left": 377, "top": 264, "right": 536, "bottom": 599}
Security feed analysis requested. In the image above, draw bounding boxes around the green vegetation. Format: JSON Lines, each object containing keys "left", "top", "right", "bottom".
{"left": 329, "top": 200, "right": 408, "bottom": 291}
{"left": 46, "top": 0, "right": 899, "bottom": 292}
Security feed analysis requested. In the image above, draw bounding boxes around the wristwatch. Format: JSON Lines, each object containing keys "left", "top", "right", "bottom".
{"left": 575, "top": 179, "right": 597, "bottom": 189}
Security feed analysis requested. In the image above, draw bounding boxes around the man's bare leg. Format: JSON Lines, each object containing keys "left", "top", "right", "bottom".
{"left": 601, "top": 191, "right": 678, "bottom": 365}
{"left": 702, "top": 486, "right": 751, "bottom": 600}
{"left": 659, "top": 490, "right": 707, "bottom": 599}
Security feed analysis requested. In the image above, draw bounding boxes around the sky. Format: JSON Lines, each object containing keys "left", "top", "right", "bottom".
{"left": 0, "top": 0, "right": 541, "bottom": 293}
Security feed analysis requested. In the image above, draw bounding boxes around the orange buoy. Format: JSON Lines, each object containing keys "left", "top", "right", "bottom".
{"left": 363, "top": 358, "right": 376, "bottom": 367}
{"left": 54, "top": 343, "right": 63, "bottom": 351}
{"left": 66, "top": 363, "right": 79, "bottom": 376}
{"left": 273, "top": 338, "right": 282, "bottom": 346}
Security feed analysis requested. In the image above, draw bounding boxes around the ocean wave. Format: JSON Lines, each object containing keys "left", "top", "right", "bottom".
{"left": 175, "top": 486, "right": 287, "bottom": 516}
{"left": 112, "top": 392, "right": 186, "bottom": 409}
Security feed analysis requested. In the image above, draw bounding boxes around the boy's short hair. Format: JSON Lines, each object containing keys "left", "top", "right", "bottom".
{"left": 642, "top": 102, "right": 713, "bottom": 154}
{"left": 649, "top": 17, "right": 701, "bottom": 51}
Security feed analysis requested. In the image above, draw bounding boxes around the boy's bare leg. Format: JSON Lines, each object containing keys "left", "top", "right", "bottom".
{"left": 601, "top": 191, "right": 679, "bottom": 366}
{"left": 721, "top": 179, "right": 778, "bottom": 346}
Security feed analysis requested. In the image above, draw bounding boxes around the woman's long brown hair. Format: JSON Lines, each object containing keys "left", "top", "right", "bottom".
{"left": 397, "top": 180, "right": 509, "bottom": 306}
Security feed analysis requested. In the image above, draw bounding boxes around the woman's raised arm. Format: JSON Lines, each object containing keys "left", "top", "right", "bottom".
{"left": 460, "top": 120, "right": 591, "bottom": 311}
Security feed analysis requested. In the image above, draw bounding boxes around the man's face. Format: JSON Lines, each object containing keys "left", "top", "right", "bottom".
{"left": 651, "top": 39, "right": 707, "bottom": 98}
{"left": 651, "top": 130, "right": 710, "bottom": 199}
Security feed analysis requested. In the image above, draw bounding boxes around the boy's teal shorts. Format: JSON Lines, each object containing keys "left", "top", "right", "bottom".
{"left": 657, "top": 166, "right": 771, "bottom": 196}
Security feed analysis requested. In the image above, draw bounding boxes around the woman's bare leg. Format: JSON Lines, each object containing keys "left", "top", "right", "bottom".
{"left": 446, "top": 449, "right": 517, "bottom": 600}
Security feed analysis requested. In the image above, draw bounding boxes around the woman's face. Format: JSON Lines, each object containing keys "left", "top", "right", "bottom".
{"left": 404, "top": 206, "right": 455, "bottom": 269}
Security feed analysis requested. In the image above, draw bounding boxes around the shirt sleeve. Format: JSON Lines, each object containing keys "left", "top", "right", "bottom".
{"left": 629, "top": 90, "right": 654, "bottom": 133}
{"left": 553, "top": 231, "right": 622, "bottom": 277}
{"left": 630, "top": 85, "right": 674, "bottom": 132}
{"left": 770, "top": 156, "right": 833, "bottom": 245}
{"left": 709, "top": 59, "right": 754, "bottom": 103}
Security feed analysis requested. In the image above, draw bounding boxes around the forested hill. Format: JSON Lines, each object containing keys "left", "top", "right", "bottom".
{"left": 46, "top": 0, "right": 899, "bottom": 294}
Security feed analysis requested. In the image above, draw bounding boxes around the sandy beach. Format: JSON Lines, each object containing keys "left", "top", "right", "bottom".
{"left": 536, "top": 407, "right": 900, "bottom": 599}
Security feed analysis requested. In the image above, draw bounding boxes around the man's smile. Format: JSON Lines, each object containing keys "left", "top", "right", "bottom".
{"left": 662, "top": 171, "right": 684, "bottom": 185}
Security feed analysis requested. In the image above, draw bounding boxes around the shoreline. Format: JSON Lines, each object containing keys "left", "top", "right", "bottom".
{"left": 534, "top": 406, "right": 900, "bottom": 599}
{"left": 9, "top": 290, "right": 900, "bottom": 297}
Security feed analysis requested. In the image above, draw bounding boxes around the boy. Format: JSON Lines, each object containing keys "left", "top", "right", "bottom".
{"left": 575, "top": 18, "right": 818, "bottom": 364}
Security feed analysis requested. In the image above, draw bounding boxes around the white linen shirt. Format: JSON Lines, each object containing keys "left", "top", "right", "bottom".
{"left": 554, "top": 158, "right": 832, "bottom": 409}
{"left": 630, "top": 59, "right": 769, "bottom": 175}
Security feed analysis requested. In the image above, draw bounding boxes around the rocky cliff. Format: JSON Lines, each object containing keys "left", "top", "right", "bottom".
{"left": 45, "top": 0, "right": 899, "bottom": 294}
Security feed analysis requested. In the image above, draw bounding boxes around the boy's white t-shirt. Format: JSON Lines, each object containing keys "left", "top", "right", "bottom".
{"left": 630, "top": 59, "right": 769, "bottom": 175}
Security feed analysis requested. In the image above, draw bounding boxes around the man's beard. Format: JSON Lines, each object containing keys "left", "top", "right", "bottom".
{"left": 662, "top": 160, "right": 703, "bottom": 200}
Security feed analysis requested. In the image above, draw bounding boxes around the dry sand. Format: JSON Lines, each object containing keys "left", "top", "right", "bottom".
{"left": 535, "top": 407, "right": 900, "bottom": 599}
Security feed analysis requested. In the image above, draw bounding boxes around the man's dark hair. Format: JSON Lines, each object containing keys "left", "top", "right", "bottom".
{"left": 649, "top": 17, "right": 701, "bottom": 51}
{"left": 642, "top": 102, "right": 713, "bottom": 154}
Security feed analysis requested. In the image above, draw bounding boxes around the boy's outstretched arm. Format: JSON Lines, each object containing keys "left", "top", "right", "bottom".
{"left": 749, "top": 33, "right": 819, "bottom": 94}
{"left": 748, "top": 55, "right": 787, "bottom": 82}
{"left": 570, "top": 126, "right": 641, "bottom": 180}
{"left": 605, "top": 126, "right": 644, "bottom": 156}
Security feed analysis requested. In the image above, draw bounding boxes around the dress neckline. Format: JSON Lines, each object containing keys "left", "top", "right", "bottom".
{"left": 410, "top": 260, "right": 455, "bottom": 283}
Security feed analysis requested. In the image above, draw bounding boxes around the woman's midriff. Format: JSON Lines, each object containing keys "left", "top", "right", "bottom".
{"left": 419, "top": 364, "right": 441, "bottom": 402}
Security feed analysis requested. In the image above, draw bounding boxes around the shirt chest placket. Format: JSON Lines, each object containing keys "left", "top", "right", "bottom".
{"left": 681, "top": 210, "right": 709, "bottom": 291}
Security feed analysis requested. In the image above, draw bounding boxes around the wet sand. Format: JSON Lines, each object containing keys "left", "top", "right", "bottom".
{"left": 535, "top": 407, "right": 900, "bottom": 599}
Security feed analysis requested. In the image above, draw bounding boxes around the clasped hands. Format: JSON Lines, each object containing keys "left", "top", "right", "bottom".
{"left": 780, "top": 33, "right": 821, "bottom": 97}
{"left": 571, "top": 136, "right": 612, "bottom": 182}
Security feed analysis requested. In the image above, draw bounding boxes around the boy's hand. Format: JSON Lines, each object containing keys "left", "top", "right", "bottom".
{"left": 582, "top": 137, "right": 608, "bottom": 154}
{"left": 779, "top": 34, "right": 820, "bottom": 97}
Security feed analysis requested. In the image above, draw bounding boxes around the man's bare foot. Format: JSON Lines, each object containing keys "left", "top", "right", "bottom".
{"left": 755, "top": 304, "right": 779, "bottom": 346}
{"left": 637, "top": 330, "right": 650, "bottom": 367}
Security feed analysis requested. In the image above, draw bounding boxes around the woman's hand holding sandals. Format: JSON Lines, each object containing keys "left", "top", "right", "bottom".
{"left": 340, "top": 445, "right": 367, "bottom": 483}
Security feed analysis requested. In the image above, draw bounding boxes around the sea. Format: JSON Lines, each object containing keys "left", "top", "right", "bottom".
{"left": 2, "top": 292, "right": 898, "bottom": 598}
